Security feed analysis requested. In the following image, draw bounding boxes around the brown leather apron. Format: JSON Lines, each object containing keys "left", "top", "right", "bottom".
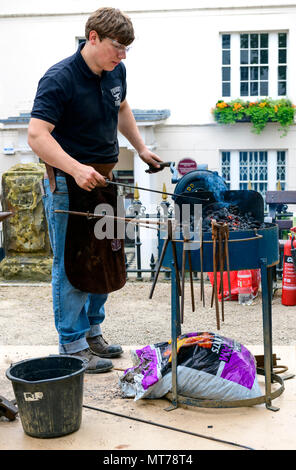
{"left": 46, "top": 163, "right": 126, "bottom": 294}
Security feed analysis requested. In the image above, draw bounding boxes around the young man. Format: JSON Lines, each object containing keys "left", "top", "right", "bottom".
{"left": 28, "top": 7, "right": 162, "bottom": 373}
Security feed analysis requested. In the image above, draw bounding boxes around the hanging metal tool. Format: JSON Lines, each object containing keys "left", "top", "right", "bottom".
{"left": 199, "top": 218, "right": 205, "bottom": 307}
{"left": 210, "top": 220, "right": 232, "bottom": 330}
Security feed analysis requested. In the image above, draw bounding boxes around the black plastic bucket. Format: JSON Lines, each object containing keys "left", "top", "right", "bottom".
{"left": 6, "top": 355, "right": 86, "bottom": 438}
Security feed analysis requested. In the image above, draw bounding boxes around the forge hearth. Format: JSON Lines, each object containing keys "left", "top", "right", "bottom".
{"left": 202, "top": 204, "right": 267, "bottom": 231}
{"left": 155, "top": 167, "right": 283, "bottom": 411}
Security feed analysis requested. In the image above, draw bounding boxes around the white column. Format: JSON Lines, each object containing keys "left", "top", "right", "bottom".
{"left": 133, "top": 152, "right": 159, "bottom": 273}
{"left": 268, "top": 150, "right": 277, "bottom": 190}
{"left": 120, "top": 124, "right": 160, "bottom": 272}
{"left": 230, "top": 150, "right": 240, "bottom": 189}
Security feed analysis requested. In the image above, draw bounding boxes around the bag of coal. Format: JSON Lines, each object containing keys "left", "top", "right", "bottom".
{"left": 119, "top": 332, "right": 261, "bottom": 401}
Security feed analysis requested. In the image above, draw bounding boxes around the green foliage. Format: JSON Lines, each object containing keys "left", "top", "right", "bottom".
{"left": 213, "top": 98, "right": 296, "bottom": 136}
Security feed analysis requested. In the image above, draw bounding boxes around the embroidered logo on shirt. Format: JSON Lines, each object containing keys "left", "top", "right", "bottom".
{"left": 110, "top": 86, "right": 121, "bottom": 106}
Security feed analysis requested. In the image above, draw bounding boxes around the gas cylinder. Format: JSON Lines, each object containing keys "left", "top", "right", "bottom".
{"left": 282, "top": 229, "right": 296, "bottom": 306}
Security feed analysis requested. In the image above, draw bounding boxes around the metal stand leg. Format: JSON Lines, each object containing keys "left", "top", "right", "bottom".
{"left": 165, "top": 260, "right": 181, "bottom": 411}
{"left": 260, "top": 258, "right": 279, "bottom": 411}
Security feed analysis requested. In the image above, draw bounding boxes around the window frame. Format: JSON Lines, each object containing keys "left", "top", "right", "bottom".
{"left": 220, "top": 150, "right": 287, "bottom": 195}
{"left": 221, "top": 31, "right": 288, "bottom": 100}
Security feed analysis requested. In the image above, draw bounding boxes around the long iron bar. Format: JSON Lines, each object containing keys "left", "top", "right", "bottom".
{"left": 54, "top": 209, "right": 160, "bottom": 230}
{"left": 82, "top": 403, "right": 254, "bottom": 450}
{"left": 105, "top": 178, "right": 209, "bottom": 204}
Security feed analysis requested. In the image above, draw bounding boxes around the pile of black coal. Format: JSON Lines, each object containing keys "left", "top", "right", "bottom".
{"left": 202, "top": 204, "right": 266, "bottom": 231}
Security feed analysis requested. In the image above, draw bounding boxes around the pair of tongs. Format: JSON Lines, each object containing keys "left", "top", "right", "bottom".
{"left": 145, "top": 161, "right": 173, "bottom": 174}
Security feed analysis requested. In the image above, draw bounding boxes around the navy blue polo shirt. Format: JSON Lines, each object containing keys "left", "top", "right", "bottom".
{"left": 31, "top": 41, "right": 127, "bottom": 164}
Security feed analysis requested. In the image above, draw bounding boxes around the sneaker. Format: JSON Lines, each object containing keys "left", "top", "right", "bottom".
{"left": 66, "top": 348, "right": 113, "bottom": 374}
{"left": 87, "top": 335, "right": 123, "bottom": 358}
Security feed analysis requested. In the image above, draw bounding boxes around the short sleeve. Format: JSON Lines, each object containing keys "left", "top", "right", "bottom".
{"left": 119, "top": 62, "right": 127, "bottom": 102}
{"left": 31, "top": 75, "right": 71, "bottom": 125}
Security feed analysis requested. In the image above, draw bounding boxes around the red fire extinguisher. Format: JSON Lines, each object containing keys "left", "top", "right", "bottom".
{"left": 282, "top": 228, "right": 296, "bottom": 306}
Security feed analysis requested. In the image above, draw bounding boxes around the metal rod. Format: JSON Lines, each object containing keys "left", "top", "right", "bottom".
{"left": 260, "top": 258, "right": 278, "bottom": 411}
{"left": 200, "top": 219, "right": 205, "bottom": 307}
{"left": 149, "top": 237, "right": 169, "bottom": 299}
{"left": 169, "top": 260, "right": 180, "bottom": 410}
{"left": 82, "top": 403, "right": 254, "bottom": 450}
{"left": 187, "top": 248, "right": 195, "bottom": 312}
{"left": 170, "top": 234, "right": 263, "bottom": 243}
{"left": 180, "top": 240, "right": 187, "bottom": 324}
{"left": 218, "top": 231, "right": 225, "bottom": 322}
{"left": 171, "top": 240, "right": 182, "bottom": 296}
{"left": 55, "top": 209, "right": 162, "bottom": 226}
{"left": 224, "top": 229, "right": 232, "bottom": 301}
{"left": 105, "top": 178, "right": 210, "bottom": 204}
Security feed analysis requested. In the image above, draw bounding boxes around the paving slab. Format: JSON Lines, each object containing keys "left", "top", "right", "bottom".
{"left": 0, "top": 344, "right": 295, "bottom": 451}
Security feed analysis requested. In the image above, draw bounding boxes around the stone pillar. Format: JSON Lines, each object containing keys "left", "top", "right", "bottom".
{"left": 0, "top": 163, "right": 52, "bottom": 281}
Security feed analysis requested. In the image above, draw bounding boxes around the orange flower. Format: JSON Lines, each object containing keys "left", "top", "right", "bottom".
{"left": 216, "top": 101, "right": 228, "bottom": 109}
{"left": 233, "top": 102, "right": 244, "bottom": 112}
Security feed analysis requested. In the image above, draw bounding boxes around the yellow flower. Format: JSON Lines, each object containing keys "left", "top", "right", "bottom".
{"left": 274, "top": 105, "right": 278, "bottom": 113}
{"left": 216, "top": 102, "right": 227, "bottom": 109}
{"left": 259, "top": 102, "right": 267, "bottom": 108}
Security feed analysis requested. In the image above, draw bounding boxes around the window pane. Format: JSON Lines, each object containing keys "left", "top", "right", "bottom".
{"left": 279, "top": 49, "right": 287, "bottom": 63}
{"left": 250, "top": 82, "right": 258, "bottom": 95}
{"left": 222, "top": 67, "right": 230, "bottom": 81}
{"left": 260, "top": 34, "right": 268, "bottom": 48}
{"left": 222, "top": 50, "right": 230, "bottom": 65}
{"left": 240, "top": 50, "right": 248, "bottom": 64}
{"left": 277, "top": 151, "right": 286, "bottom": 182}
{"left": 260, "top": 66, "right": 268, "bottom": 80}
{"left": 278, "top": 33, "right": 287, "bottom": 48}
{"left": 278, "top": 66, "right": 286, "bottom": 80}
{"left": 250, "top": 67, "right": 258, "bottom": 80}
{"left": 240, "top": 34, "right": 249, "bottom": 48}
{"left": 240, "top": 82, "right": 248, "bottom": 96}
{"left": 240, "top": 67, "right": 249, "bottom": 80}
{"left": 260, "top": 151, "right": 267, "bottom": 163}
{"left": 240, "top": 151, "right": 248, "bottom": 162}
{"left": 260, "top": 49, "right": 268, "bottom": 64}
{"left": 250, "top": 50, "right": 258, "bottom": 64}
{"left": 251, "top": 34, "right": 258, "bottom": 48}
{"left": 222, "top": 82, "right": 231, "bottom": 97}
{"left": 222, "top": 151, "right": 230, "bottom": 163}
{"left": 278, "top": 81, "right": 286, "bottom": 95}
{"left": 260, "top": 82, "right": 268, "bottom": 96}
{"left": 222, "top": 34, "right": 231, "bottom": 49}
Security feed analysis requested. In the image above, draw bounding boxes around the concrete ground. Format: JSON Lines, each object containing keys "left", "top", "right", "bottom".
{"left": 0, "top": 343, "right": 295, "bottom": 452}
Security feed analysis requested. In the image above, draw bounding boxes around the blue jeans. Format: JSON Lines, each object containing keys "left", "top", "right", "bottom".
{"left": 42, "top": 176, "right": 108, "bottom": 354}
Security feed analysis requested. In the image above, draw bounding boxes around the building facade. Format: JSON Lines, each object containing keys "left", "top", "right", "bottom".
{"left": 1, "top": 0, "right": 296, "bottom": 265}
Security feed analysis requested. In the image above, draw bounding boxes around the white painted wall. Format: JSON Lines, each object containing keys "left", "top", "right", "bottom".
{"left": 2, "top": 1, "right": 296, "bottom": 122}
{"left": 1, "top": 1, "right": 296, "bottom": 268}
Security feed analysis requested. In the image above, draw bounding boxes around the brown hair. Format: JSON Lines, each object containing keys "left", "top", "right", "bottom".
{"left": 85, "top": 7, "right": 135, "bottom": 45}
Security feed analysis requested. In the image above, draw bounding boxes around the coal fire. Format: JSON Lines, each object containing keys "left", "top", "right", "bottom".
{"left": 202, "top": 204, "right": 266, "bottom": 232}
